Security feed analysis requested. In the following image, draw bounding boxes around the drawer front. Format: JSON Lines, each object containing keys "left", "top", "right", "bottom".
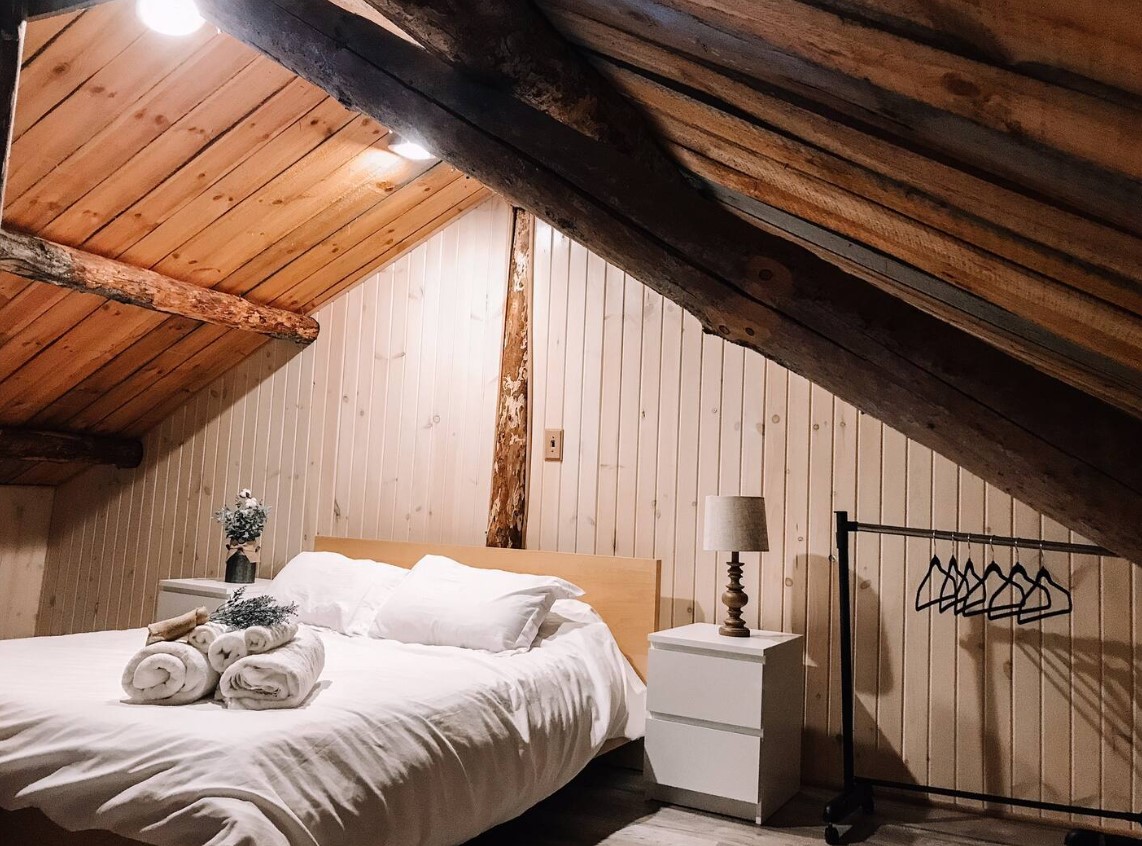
{"left": 645, "top": 716, "right": 761, "bottom": 804}
{"left": 648, "top": 646, "right": 764, "bottom": 729}
{"left": 154, "top": 590, "right": 225, "bottom": 622}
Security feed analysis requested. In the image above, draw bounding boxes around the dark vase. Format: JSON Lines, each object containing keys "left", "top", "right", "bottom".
{"left": 224, "top": 547, "right": 256, "bottom": 584}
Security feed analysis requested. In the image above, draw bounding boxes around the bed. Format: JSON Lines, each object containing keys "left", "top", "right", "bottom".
{"left": 0, "top": 538, "right": 660, "bottom": 846}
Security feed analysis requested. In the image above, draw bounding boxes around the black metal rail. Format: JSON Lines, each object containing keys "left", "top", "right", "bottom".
{"left": 823, "top": 511, "right": 1139, "bottom": 846}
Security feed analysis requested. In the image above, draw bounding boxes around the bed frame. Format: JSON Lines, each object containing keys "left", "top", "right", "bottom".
{"left": 315, "top": 536, "right": 662, "bottom": 680}
{"left": 1, "top": 539, "right": 661, "bottom": 846}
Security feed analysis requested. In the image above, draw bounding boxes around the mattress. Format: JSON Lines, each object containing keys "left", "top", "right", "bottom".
{"left": 0, "top": 608, "right": 645, "bottom": 846}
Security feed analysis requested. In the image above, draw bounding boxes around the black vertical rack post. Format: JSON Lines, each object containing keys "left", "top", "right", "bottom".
{"left": 823, "top": 511, "right": 1142, "bottom": 846}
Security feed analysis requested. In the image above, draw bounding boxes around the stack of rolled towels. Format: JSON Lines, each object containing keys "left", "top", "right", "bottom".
{"left": 121, "top": 609, "right": 324, "bottom": 709}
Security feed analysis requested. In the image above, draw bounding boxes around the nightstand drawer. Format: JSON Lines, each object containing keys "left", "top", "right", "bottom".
{"left": 645, "top": 717, "right": 761, "bottom": 804}
{"left": 155, "top": 590, "right": 226, "bottom": 620}
{"left": 648, "top": 646, "right": 763, "bottom": 729}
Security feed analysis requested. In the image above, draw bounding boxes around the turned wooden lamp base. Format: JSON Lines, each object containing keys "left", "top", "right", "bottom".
{"left": 719, "top": 551, "right": 751, "bottom": 637}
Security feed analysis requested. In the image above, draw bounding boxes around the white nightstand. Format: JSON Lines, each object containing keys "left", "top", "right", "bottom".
{"left": 155, "top": 578, "right": 272, "bottom": 620}
{"left": 644, "top": 623, "right": 805, "bottom": 824}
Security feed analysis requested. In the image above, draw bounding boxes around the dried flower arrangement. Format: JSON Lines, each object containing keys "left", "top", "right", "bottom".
{"left": 210, "top": 587, "right": 298, "bottom": 630}
{"left": 214, "top": 488, "right": 270, "bottom": 545}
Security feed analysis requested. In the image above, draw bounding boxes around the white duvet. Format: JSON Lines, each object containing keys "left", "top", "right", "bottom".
{"left": 0, "top": 610, "right": 644, "bottom": 846}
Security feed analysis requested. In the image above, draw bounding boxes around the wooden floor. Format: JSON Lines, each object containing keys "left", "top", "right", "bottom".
{"left": 471, "top": 764, "right": 1078, "bottom": 846}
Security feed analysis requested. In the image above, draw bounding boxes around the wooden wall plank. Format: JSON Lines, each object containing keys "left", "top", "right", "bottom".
{"left": 36, "top": 206, "right": 1142, "bottom": 834}
{"left": 0, "top": 486, "right": 54, "bottom": 639}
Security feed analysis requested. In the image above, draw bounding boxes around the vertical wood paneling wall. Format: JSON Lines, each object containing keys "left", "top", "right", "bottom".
{"left": 34, "top": 207, "right": 1139, "bottom": 830}
{"left": 0, "top": 486, "right": 55, "bottom": 639}
{"left": 37, "top": 197, "right": 511, "bottom": 635}
{"left": 524, "top": 220, "right": 1140, "bottom": 829}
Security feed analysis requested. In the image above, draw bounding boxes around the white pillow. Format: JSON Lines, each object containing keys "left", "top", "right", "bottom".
{"left": 269, "top": 550, "right": 407, "bottom": 636}
{"left": 370, "top": 554, "right": 584, "bottom": 652}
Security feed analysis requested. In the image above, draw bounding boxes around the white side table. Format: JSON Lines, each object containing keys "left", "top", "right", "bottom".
{"left": 644, "top": 623, "right": 805, "bottom": 824}
{"left": 155, "top": 577, "right": 272, "bottom": 620}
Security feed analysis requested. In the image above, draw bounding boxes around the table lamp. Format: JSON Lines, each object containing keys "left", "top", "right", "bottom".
{"left": 703, "top": 495, "right": 769, "bottom": 637}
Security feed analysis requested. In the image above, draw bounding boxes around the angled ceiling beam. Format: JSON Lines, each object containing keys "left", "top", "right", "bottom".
{"left": 0, "top": 426, "right": 142, "bottom": 467}
{"left": 359, "top": 0, "right": 679, "bottom": 180}
{"left": 201, "top": 0, "right": 1142, "bottom": 561}
{"left": 25, "top": 0, "right": 112, "bottom": 19}
{"left": 0, "top": 1, "right": 23, "bottom": 217}
{"left": 0, "top": 229, "right": 320, "bottom": 344}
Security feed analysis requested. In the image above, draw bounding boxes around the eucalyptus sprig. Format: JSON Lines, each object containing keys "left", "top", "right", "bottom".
{"left": 214, "top": 488, "right": 270, "bottom": 545}
{"left": 210, "top": 587, "right": 298, "bottom": 630}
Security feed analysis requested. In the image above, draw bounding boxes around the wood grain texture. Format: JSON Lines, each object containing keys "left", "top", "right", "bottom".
{"left": 486, "top": 207, "right": 532, "bottom": 549}
{"left": 0, "top": 1, "right": 23, "bottom": 217}
{"left": 0, "top": 426, "right": 140, "bottom": 466}
{"left": 37, "top": 198, "right": 511, "bottom": 635}
{"left": 0, "top": 229, "right": 320, "bottom": 343}
{"left": 32, "top": 208, "right": 1142, "bottom": 833}
{"left": 315, "top": 535, "right": 660, "bottom": 680}
{"left": 360, "top": 0, "right": 680, "bottom": 180}
{"left": 199, "top": 0, "right": 1142, "bottom": 562}
{"left": 0, "top": 485, "right": 53, "bottom": 639}
{"left": 523, "top": 220, "right": 1141, "bottom": 833}
{"left": 0, "top": 11, "right": 485, "bottom": 473}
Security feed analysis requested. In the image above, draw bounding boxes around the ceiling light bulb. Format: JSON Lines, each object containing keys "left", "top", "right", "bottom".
{"left": 389, "top": 136, "right": 435, "bottom": 161}
{"left": 136, "top": 0, "right": 204, "bottom": 36}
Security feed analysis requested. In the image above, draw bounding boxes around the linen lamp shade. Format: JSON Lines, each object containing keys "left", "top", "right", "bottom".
{"left": 704, "top": 496, "right": 769, "bottom": 552}
{"left": 703, "top": 496, "right": 769, "bottom": 637}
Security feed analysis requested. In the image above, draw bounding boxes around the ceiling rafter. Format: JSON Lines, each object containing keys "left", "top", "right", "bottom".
{"left": 0, "top": 425, "right": 142, "bottom": 467}
{"left": 0, "top": 229, "right": 320, "bottom": 344}
{"left": 198, "top": 0, "right": 1142, "bottom": 561}
{"left": 359, "top": 0, "right": 680, "bottom": 180}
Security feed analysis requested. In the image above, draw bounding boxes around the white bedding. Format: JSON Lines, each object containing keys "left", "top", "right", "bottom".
{"left": 0, "top": 612, "right": 644, "bottom": 846}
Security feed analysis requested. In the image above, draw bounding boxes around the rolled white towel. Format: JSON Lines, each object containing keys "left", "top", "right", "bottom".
{"left": 220, "top": 626, "right": 325, "bottom": 711}
{"left": 188, "top": 622, "right": 229, "bottom": 654}
{"left": 208, "top": 630, "right": 249, "bottom": 674}
{"left": 122, "top": 641, "right": 219, "bottom": 705}
{"left": 243, "top": 620, "right": 298, "bottom": 654}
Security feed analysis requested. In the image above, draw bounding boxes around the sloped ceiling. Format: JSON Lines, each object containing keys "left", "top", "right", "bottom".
{"left": 533, "top": 0, "right": 1142, "bottom": 420}
{"left": 0, "top": 2, "right": 489, "bottom": 484}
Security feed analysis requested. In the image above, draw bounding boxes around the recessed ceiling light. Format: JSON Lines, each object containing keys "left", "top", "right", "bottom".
{"left": 136, "top": 0, "right": 204, "bottom": 36}
{"left": 389, "top": 136, "right": 435, "bottom": 161}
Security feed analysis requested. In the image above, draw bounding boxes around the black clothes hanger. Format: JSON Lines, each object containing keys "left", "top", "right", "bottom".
{"left": 962, "top": 558, "right": 1005, "bottom": 618}
{"left": 915, "top": 554, "right": 945, "bottom": 611}
{"left": 938, "top": 555, "right": 960, "bottom": 613}
{"left": 987, "top": 559, "right": 1036, "bottom": 620}
{"left": 954, "top": 556, "right": 980, "bottom": 616}
{"left": 1018, "top": 567, "right": 1073, "bottom": 624}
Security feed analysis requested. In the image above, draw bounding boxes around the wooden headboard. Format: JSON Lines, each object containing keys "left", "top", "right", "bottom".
{"left": 314, "top": 537, "right": 661, "bottom": 680}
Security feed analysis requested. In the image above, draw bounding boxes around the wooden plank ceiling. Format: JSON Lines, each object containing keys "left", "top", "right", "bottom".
{"left": 0, "top": 0, "right": 489, "bottom": 484}
{"left": 532, "top": 0, "right": 1142, "bottom": 419}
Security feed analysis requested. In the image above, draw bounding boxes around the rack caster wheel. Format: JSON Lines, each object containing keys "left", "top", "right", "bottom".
{"left": 825, "top": 824, "right": 841, "bottom": 845}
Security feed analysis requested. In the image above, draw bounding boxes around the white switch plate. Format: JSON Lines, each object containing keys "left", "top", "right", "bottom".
{"left": 544, "top": 428, "right": 564, "bottom": 461}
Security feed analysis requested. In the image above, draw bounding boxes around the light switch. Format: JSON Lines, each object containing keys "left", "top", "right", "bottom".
{"left": 544, "top": 428, "right": 564, "bottom": 461}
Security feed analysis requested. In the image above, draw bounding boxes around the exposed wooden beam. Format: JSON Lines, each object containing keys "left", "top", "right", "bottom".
{"left": 0, "top": 426, "right": 141, "bottom": 467}
{"left": 0, "top": 229, "right": 320, "bottom": 344}
{"left": 486, "top": 207, "right": 533, "bottom": 549}
{"left": 200, "top": 0, "right": 1142, "bottom": 561}
{"left": 0, "top": 0, "right": 24, "bottom": 217}
{"left": 25, "top": 0, "right": 111, "bottom": 20}
{"left": 359, "top": 0, "right": 679, "bottom": 180}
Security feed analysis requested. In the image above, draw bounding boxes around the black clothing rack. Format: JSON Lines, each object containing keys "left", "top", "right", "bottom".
{"left": 824, "top": 511, "right": 1141, "bottom": 846}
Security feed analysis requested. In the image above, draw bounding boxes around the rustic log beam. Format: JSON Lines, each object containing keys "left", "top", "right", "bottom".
{"left": 0, "top": 1, "right": 23, "bottom": 217}
{"left": 0, "top": 229, "right": 320, "bottom": 344}
{"left": 25, "top": 0, "right": 111, "bottom": 19}
{"left": 0, "top": 426, "right": 142, "bottom": 467}
{"left": 541, "top": 0, "right": 1141, "bottom": 237}
{"left": 486, "top": 207, "right": 533, "bottom": 549}
{"left": 199, "top": 0, "right": 1142, "bottom": 561}
{"left": 360, "top": 0, "right": 679, "bottom": 180}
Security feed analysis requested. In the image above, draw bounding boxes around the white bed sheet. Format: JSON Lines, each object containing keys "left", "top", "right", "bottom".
{"left": 0, "top": 613, "right": 644, "bottom": 846}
